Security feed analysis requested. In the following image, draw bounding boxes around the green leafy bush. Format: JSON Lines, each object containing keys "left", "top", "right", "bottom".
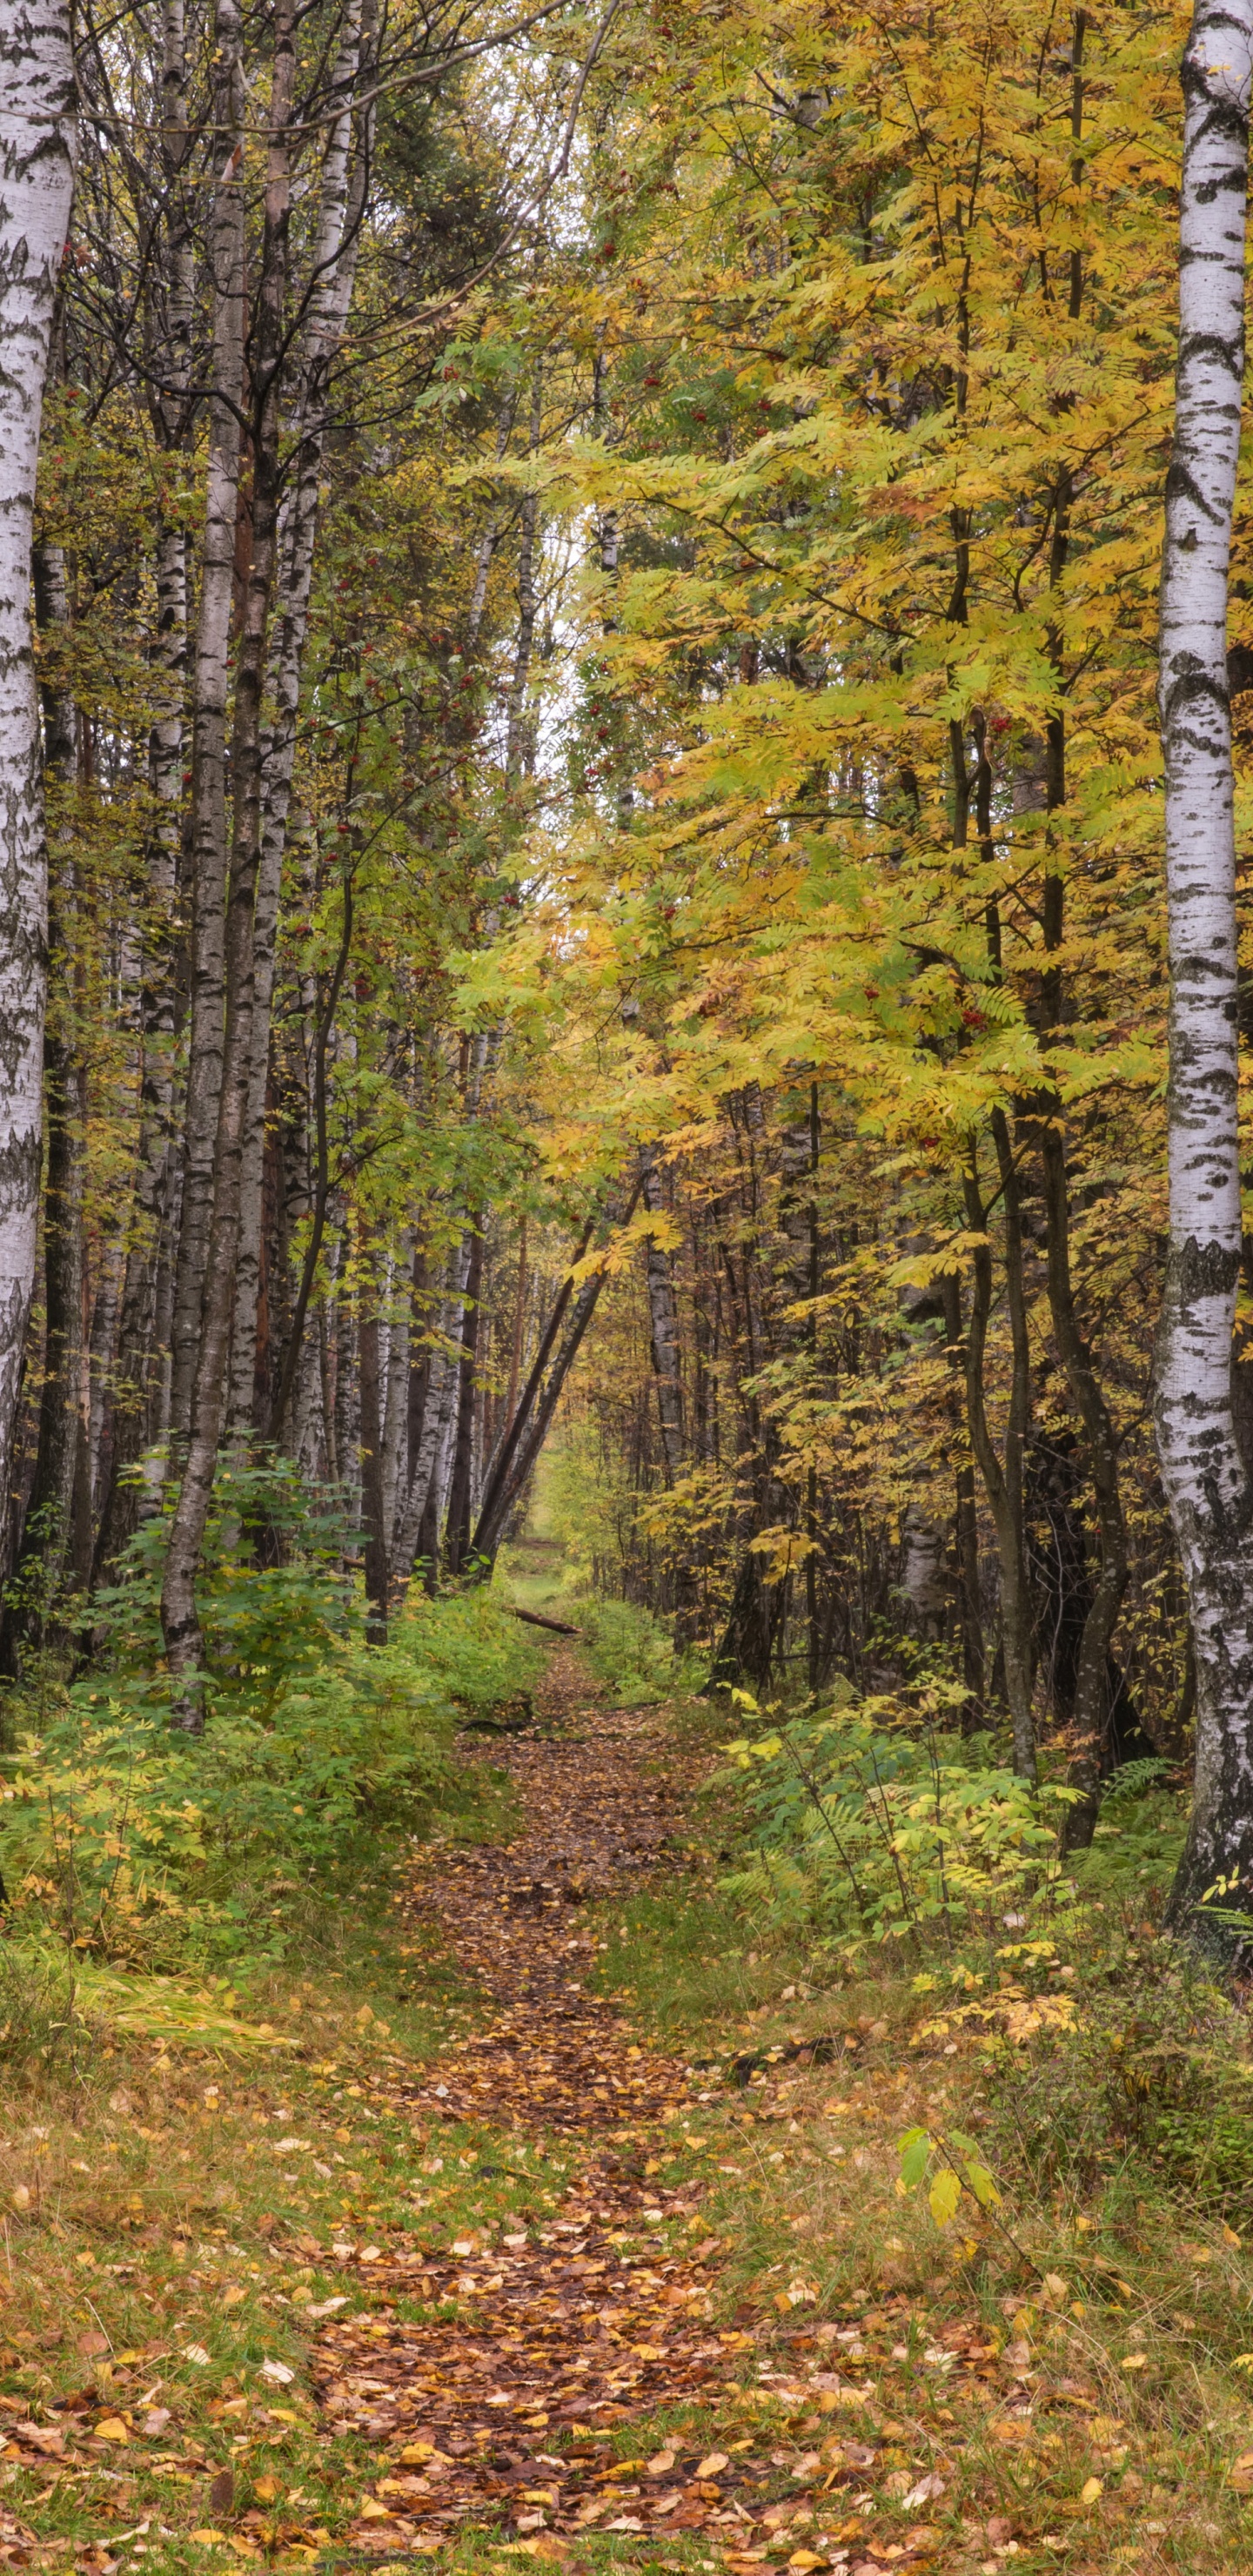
{"left": 576, "top": 1596, "right": 694, "bottom": 1705}
{"left": 719, "top": 1684, "right": 1074, "bottom": 1954}
{"left": 0, "top": 1456, "right": 538, "bottom": 1969}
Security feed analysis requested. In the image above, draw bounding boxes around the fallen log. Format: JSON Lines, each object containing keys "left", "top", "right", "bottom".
{"left": 508, "top": 1605, "right": 583, "bottom": 1637}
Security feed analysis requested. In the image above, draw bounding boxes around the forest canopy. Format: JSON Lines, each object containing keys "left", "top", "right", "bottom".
{"left": 3, "top": 0, "right": 1253, "bottom": 1955}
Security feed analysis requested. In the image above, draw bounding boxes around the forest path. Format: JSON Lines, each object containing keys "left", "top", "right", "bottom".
{"left": 308, "top": 1643, "right": 788, "bottom": 2561}
{"left": 305, "top": 1647, "right": 1056, "bottom": 2576}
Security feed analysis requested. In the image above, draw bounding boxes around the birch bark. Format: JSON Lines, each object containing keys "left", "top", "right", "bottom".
{"left": 391, "top": 1233, "right": 471, "bottom": 1584}
{"left": 0, "top": 0, "right": 75, "bottom": 1553}
{"left": 1155, "top": 0, "right": 1253, "bottom": 1941}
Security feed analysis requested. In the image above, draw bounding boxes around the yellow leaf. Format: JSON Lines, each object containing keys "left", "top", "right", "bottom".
{"left": 696, "top": 2453, "right": 728, "bottom": 2479}
{"left": 1079, "top": 2478, "right": 1103, "bottom": 2506}
{"left": 928, "top": 2169, "right": 962, "bottom": 2227}
{"left": 1119, "top": 2353, "right": 1147, "bottom": 2371}
{"left": 93, "top": 2418, "right": 130, "bottom": 2443}
{"left": 359, "top": 2500, "right": 392, "bottom": 2520}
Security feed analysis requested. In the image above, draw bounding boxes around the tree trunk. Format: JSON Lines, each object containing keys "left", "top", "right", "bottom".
{"left": 358, "top": 1256, "right": 387, "bottom": 1642}
{"left": 93, "top": 507, "right": 189, "bottom": 1573}
{"left": 229, "top": 3, "right": 372, "bottom": 1432}
{"left": 640, "top": 1145, "right": 684, "bottom": 1484}
{"left": 1040, "top": 1121, "right": 1129, "bottom": 1841}
{"left": 160, "top": 3, "right": 298, "bottom": 1722}
{"left": 444, "top": 1224, "right": 484, "bottom": 1574}
{"left": 8, "top": 540, "right": 84, "bottom": 1650}
{"left": 963, "top": 1137, "right": 1036, "bottom": 1781}
{"left": 167, "top": 0, "right": 246, "bottom": 1443}
{"left": 0, "top": 0, "right": 76, "bottom": 1564}
{"left": 379, "top": 1238, "right": 411, "bottom": 1560}
{"left": 940, "top": 1268, "right": 985, "bottom": 1721}
{"left": 392, "top": 1233, "right": 472, "bottom": 1584}
{"left": 471, "top": 1177, "right": 646, "bottom": 1568}
{"left": 1155, "top": 0, "right": 1253, "bottom": 1949}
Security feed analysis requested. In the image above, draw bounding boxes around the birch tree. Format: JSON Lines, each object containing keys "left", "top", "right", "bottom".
{"left": 1156, "top": 0, "right": 1253, "bottom": 1945}
{"left": 0, "top": 0, "right": 76, "bottom": 1551}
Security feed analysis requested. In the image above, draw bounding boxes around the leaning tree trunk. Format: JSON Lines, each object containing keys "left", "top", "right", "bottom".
{"left": 0, "top": 1, "right": 76, "bottom": 1561}
{"left": 1155, "top": 0, "right": 1253, "bottom": 1949}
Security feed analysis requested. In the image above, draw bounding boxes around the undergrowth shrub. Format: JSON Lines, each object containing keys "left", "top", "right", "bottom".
{"left": 711, "top": 1676, "right": 1253, "bottom": 2228}
{"left": 0, "top": 1456, "right": 537, "bottom": 1974}
{"left": 576, "top": 1596, "right": 697, "bottom": 1704}
{"left": 718, "top": 1682, "right": 1075, "bottom": 1954}
{"left": 972, "top": 1956, "right": 1253, "bottom": 2219}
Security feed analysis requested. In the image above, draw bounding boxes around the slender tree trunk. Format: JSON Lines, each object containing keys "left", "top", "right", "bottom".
{"left": 940, "top": 1268, "right": 985, "bottom": 1721}
{"left": 268, "top": 873, "right": 353, "bottom": 1440}
{"left": 506, "top": 1215, "right": 526, "bottom": 1426}
{"left": 640, "top": 1145, "right": 684, "bottom": 1484}
{"left": 1155, "top": 0, "right": 1253, "bottom": 1946}
{"left": 392, "top": 1233, "right": 471, "bottom": 1584}
{"left": 504, "top": 365, "right": 542, "bottom": 783}
{"left": 358, "top": 1249, "right": 387, "bottom": 1642}
{"left": 0, "top": 0, "right": 76, "bottom": 1564}
{"left": 379, "top": 1238, "right": 410, "bottom": 1559}
{"left": 161, "top": 5, "right": 298, "bottom": 1721}
{"left": 471, "top": 1177, "right": 646, "bottom": 1568}
{"left": 963, "top": 1141, "right": 1036, "bottom": 1781}
{"left": 94, "top": 511, "right": 190, "bottom": 1572}
{"left": 168, "top": 0, "right": 245, "bottom": 1442}
{"left": 444, "top": 1224, "right": 484, "bottom": 1574}
{"left": 229, "top": 3, "right": 371, "bottom": 1431}
{"left": 9, "top": 540, "right": 83, "bottom": 1646}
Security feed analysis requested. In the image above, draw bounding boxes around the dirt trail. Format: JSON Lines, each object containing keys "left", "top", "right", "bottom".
{"left": 306, "top": 1649, "right": 801, "bottom": 2563}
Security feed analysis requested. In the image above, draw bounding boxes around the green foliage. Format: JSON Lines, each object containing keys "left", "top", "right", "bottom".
{"left": 1066, "top": 1770, "right": 1186, "bottom": 1903}
{"left": 0, "top": 1459, "right": 538, "bottom": 1973}
{"left": 720, "top": 1688, "right": 1075, "bottom": 1955}
{"left": 577, "top": 1595, "right": 694, "bottom": 1706}
{"left": 966, "top": 1942, "right": 1253, "bottom": 2221}
{"left": 897, "top": 2123, "right": 1002, "bottom": 2230}
{"left": 398, "top": 1583, "right": 543, "bottom": 1720}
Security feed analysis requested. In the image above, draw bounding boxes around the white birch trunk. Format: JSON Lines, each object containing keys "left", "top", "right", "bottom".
{"left": 379, "top": 1235, "right": 411, "bottom": 1553}
{"left": 390, "top": 1235, "right": 471, "bottom": 1583}
{"left": 1155, "top": 0, "right": 1253, "bottom": 1941}
{"left": 0, "top": 0, "right": 75, "bottom": 1535}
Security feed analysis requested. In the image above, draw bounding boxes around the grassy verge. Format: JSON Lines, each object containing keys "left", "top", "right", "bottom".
{"left": 2, "top": 1613, "right": 1250, "bottom": 2576}
{"left": 595, "top": 1861, "right": 1253, "bottom": 2573}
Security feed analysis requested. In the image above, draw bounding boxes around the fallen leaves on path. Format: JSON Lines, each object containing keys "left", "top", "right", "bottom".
{"left": 311, "top": 1656, "right": 948, "bottom": 2566}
